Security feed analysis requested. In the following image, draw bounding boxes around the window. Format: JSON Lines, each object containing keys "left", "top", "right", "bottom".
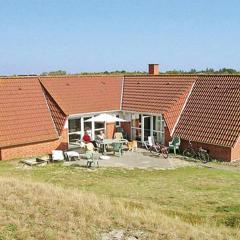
{"left": 95, "top": 121, "right": 105, "bottom": 137}
{"left": 68, "top": 119, "right": 81, "bottom": 133}
{"left": 83, "top": 117, "right": 92, "bottom": 137}
{"left": 68, "top": 118, "right": 82, "bottom": 145}
{"left": 95, "top": 122, "right": 104, "bottom": 129}
{"left": 131, "top": 114, "right": 142, "bottom": 141}
{"left": 132, "top": 127, "right": 142, "bottom": 141}
{"left": 153, "top": 116, "right": 165, "bottom": 144}
{"left": 115, "top": 114, "right": 121, "bottom": 127}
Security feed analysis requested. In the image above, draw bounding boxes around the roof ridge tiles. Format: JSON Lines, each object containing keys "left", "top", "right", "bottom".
{"left": 1, "top": 74, "right": 240, "bottom": 81}
{"left": 0, "top": 74, "right": 125, "bottom": 79}
{"left": 39, "top": 74, "right": 124, "bottom": 78}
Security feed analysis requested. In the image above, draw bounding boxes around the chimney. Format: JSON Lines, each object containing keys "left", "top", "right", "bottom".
{"left": 148, "top": 64, "right": 159, "bottom": 75}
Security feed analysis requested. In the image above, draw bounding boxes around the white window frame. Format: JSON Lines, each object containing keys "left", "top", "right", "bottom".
{"left": 129, "top": 112, "right": 165, "bottom": 143}
{"left": 115, "top": 114, "right": 121, "bottom": 127}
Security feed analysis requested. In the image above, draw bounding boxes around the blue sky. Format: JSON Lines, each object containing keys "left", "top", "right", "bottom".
{"left": 0, "top": 0, "right": 240, "bottom": 75}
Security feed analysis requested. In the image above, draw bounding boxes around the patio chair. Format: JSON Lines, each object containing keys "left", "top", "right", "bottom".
{"left": 147, "top": 136, "right": 159, "bottom": 152}
{"left": 79, "top": 143, "right": 99, "bottom": 167}
{"left": 114, "top": 132, "right": 123, "bottom": 140}
{"left": 86, "top": 152, "right": 99, "bottom": 168}
{"left": 169, "top": 136, "right": 181, "bottom": 155}
{"left": 79, "top": 151, "right": 99, "bottom": 167}
{"left": 116, "top": 127, "right": 128, "bottom": 140}
{"left": 112, "top": 142, "right": 123, "bottom": 156}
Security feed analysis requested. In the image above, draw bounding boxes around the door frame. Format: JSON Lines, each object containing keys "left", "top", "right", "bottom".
{"left": 141, "top": 115, "right": 152, "bottom": 142}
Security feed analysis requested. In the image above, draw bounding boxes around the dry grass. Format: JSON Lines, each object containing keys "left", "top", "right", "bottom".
{"left": 0, "top": 177, "right": 239, "bottom": 240}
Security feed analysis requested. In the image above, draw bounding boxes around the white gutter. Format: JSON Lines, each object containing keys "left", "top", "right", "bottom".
{"left": 122, "top": 110, "right": 162, "bottom": 117}
{"left": 120, "top": 76, "right": 125, "bottom": 110}
{"left": 68, "top": 110, "right": 121, "bottom": 119}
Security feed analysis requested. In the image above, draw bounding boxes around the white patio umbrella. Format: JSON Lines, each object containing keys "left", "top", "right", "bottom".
{"left": 85, "top": 113, "right": 126, "bottom": 138}
{"left": 85, "top": 113, "right": 126, "bottom": 123}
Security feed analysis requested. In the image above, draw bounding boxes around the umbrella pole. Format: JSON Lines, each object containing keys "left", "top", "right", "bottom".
{"left": 105, "top": 121, "right": 107, "bottom": 138}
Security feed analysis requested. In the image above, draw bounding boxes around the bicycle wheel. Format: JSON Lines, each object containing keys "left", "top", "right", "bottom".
{"left": 149, "top": 146, "right": 155, "bottom": 153}
{"left": 200, "top": 152, "right": 210, "bottom": 163}
{"left": 183, "top": 148, "right": 195, "bottom": 158}
{"left": 161, "top": 147, "right": 169, "bottom": 159}
{"left": 150, "top": 146, "right": 159, "bottom": 154}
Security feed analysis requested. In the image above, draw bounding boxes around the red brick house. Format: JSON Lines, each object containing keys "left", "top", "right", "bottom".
{"left": 174, "top": 75, "right": 240, "bottom": 161}
{"left": 0, "top": 65, "right": 239, "bottom": 161}
{"left": 0, "top": 76, "right": 123, "bottom": 160}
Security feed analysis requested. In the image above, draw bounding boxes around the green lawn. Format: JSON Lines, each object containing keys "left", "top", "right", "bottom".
{"left": 0, "top": 160, "right": 239, "bottom": 239}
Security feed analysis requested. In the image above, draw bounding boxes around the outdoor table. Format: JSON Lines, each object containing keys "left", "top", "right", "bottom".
{"left": 99, "top": 139, "right": 128, "bottom": 154}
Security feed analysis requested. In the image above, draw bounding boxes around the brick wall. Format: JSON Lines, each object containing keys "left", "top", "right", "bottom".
{"left": 0, "top": 129, "right": 68, "bottom": 161}
{"left": 148, "top": 64, "right": 159, "bottom": 75}
{"left": 231, "top": 140, "right": 240, "bottom": 161}
{"left": 121, "top": 122, "right": 131, "bottom": 139}
{"left": 164, "top": 127, "right": 172, "bottom": 146}
{"left": 180, "top": 139, "right": 232, "bottom": 161}
{"left": 106, "top": 123, "right": 115, "bottom": 139}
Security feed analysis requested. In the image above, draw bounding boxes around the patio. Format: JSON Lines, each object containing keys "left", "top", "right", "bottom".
{"left": 64, "top": 148, "right": 192, "bottom": 169}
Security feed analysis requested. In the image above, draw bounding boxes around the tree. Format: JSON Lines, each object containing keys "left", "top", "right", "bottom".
{"left": 218, "top": 68, "right": 237, "bottom": 74}
{"left": 40, "top": 70, "right": 67, "bottom": 76}
{"left": 190, "top": 69, "right": 197, "bottom": 74}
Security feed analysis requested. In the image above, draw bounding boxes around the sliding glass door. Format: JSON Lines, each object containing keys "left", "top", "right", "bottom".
{"left": 131, "top": 114, "right": 151, "bottom": 142}
{"left": 131, "top": 113, "right": 165, "bottom": 143}
{"left": 153, "top": 115, "right": 165, "bottom": 144}
{"left": 142, "top": 115, "right": 151, "bottom": 142}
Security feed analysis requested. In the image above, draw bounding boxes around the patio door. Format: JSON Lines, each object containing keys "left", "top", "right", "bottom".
{"left": 131, "top": 113, "right": 165, "bottom": 143}
{"left": 153, "top": 115, "right": 165, "bottom": 144}
{"left": 141, "top": 115, "right": 151, "bottom": 142}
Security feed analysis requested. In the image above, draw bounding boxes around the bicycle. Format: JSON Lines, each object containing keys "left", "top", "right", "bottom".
{"left": 157, "top": 143, "right": 169, "bottom": 159}
{"left": 143, "top": 136, "right": 169, "bottom": 159}
{"left": 183, "top": 141, "right": 210, "bottom": 163}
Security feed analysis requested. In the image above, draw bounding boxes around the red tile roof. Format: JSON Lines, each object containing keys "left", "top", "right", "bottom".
{"left": 1, "top": 74, "right": 239, "bottom": 150}
{"left": 122, "top": 76, "right": 196, "bottom": 133}
{"left": 0, "top": 77, "right": 58, "bottom": 147}
{"left": 40, "top": 76, "right": 123, "bottom": 115}
{"left": 174, "top": 75, "right": 240, "bottom": 147}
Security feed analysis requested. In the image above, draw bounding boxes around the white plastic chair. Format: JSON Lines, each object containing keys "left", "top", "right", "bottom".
{"left": 144, "top": 136, "right": 159, "bottom": 153}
